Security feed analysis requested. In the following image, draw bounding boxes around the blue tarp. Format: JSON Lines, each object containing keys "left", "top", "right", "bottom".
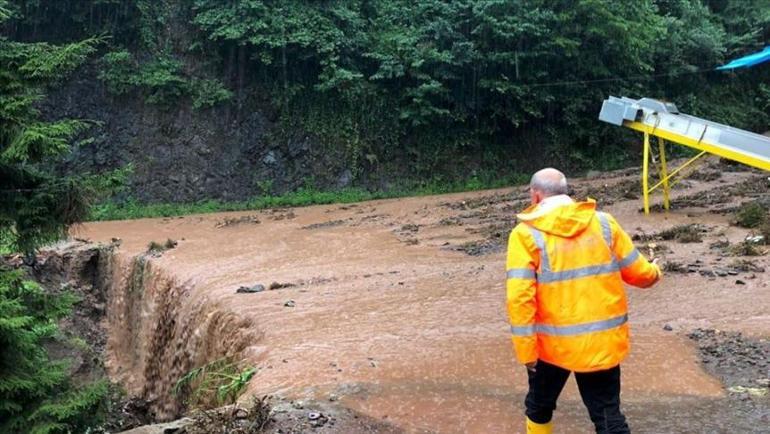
{"left": 717, "top": 46, "right": 770, "bottom": 70}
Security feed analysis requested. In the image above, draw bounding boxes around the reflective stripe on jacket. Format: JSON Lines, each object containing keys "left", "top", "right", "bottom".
{"left": 505, "top": 199, "right": 660, "bottom": 372}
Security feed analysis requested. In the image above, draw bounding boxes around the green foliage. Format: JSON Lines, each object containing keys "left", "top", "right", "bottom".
{"left": 728, "top": 240, "right": 766, "bottom": 256}
{"left": 735, "top": 202, "right": 769, "bottom": 228}
{"left": 19, "top": 37, "right": 101, "bottom": 80}
{"left": 10, "top": 0, "right": 770, "bottom": 179}
{"left": 191, "top": 78, "right": 234, "bottom": 109}
{"left": 759, "top": 220, "right": 770, "bottom": 245}
{"left": 190, "top": 0, "right": 769, "bottom": 173}
{"left": 137, "top": 56, "right": 188, "bottom": 106}
{"left": 0, "top": 7, "right": 114, "bottom": 432}
{"left": 173, "top": 358, "right": 256, "bottom": 409}
{"left": 98, "top": 50, "right": 137, "bottom": 95}
{"left": 0, "top": 270, "right": 109, "bottom": 434}
{"left": 2, "top": 119, "right": 91, "bottom": 163}
{"left": 99, "top": 50, "right": 232, "bottom": 108}
{"left": 0, "top": 31, "right": 109, "bottom": 254}
{"left": 0, "top": 1, "right": 11, "bottom": 21}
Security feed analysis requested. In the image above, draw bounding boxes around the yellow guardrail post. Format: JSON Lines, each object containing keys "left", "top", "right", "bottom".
{"left": 642, "top": 132, "right": 650, "bottom": 215}
{"left": 648, "top": 150, "right": 707, "bottom": 193}
{"left": 658, "top": 138, "right": 670, "bottom": 210}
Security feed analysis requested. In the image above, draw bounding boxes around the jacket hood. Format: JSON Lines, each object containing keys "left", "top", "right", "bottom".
{"left": 517, "top": 199, "right": 597, "bottom": 237}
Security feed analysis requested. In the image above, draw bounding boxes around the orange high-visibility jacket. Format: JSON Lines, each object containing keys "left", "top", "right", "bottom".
{"left": 506, "top": 199, "right": 660, "bottom": 372}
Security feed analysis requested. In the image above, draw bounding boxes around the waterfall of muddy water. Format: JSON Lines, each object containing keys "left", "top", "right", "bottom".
{"left": 104, "top": 252, "right": 262, "bottom": 420}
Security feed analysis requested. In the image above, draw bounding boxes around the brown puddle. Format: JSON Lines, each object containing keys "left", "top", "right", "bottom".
{"left": 77, "top": 165, "right": 769, "bottom": 431}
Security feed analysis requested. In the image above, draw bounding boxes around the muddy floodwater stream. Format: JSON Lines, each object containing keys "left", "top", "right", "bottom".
{"left": 75, "top": 163, "right": 769, "bottom": 433}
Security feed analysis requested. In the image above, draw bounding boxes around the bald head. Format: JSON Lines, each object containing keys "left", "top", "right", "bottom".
{"left": 529, "top": 168, "right": 569, "bottom": 204}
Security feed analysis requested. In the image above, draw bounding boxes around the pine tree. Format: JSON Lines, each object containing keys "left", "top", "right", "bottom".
{"left": 0, "top": 2, "right": 111, "bottom": 432}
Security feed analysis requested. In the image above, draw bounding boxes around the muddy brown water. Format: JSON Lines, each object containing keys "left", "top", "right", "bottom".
{"left": 76, "top": 165, "right": 769, "bottom": 433}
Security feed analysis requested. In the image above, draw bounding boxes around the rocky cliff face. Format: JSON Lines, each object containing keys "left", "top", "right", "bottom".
{"left": 44, "top": 67, "right": 348, "bottom": 203}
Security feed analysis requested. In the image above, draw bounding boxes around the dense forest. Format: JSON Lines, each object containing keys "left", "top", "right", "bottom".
{"left": 3, "top": 0, "right": 770, "bottom": 201}
{"left": 0, "top": 1, "right": 769, "bottom": 432}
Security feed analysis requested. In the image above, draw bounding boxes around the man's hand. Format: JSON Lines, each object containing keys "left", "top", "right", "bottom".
{"left": 525, "top": 361, "right": 537, "bottom": 372}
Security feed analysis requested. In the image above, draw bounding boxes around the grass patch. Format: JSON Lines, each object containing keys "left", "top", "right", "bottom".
{"left": 0, "top": 230, "right": 13, "bottom": 255}
{"left": 173, "top": 358, "right": 256, "bottom": 410}
{"left": 88, "top": 175, "right": 529, "bottom": 221}
{"left": 734, "top": 202, "right": 768, "bottom": 229}
{"left": 728, "top": 241, "right": 766, "bottom": 257}
{"left": 760, "top": 221, "right": 770, "bottom": 244}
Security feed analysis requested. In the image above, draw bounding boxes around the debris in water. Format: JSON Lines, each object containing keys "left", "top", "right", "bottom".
{"left": 215, "top": 214, "right": 261, "bottom": 228}
{"left": 663, "top": 261, "right": 687, "bottom": 273}
{"left": 302, "top": 219, "right": 347, "bottom": 230}
{"left": 308, "top": 412, "right": 321, "bottom": 420}
{"left": 284, "top": 300, "right": 296, "bottom": 307}
{"left": 268, "top": 209, "right": 297, "bottom": 221}
{"left": 728, "top": 241, "right": 766, "bottom": 257}
{"left": 688, "top": 328, "right": 770, "bottom": 389}
{"left": 147, "top": 238, "right": 178, "bottom": 255}
{"left": 269, "top": 281, "right": 296, "bottom": 290}
{"left": 184, "top": 396, "right": 271, "bottom": 433}
{"left": 729, "top": 259, "right": 765, "bottom": 273}
{"left": 727, "top": 386, "right": 768, "bottom": 397}
{"left": 656, "top": 224, "right": 705, "bottom": 243}
{"left": 236, "top": 284, "right": 265, "bottom": 294}
{"left": 663, "top": 324, "right": 673, "bottom": 331}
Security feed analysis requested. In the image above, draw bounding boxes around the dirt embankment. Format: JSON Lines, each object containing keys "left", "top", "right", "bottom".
{"left": 52, "top": 158, "right": 770, "bottom": 433}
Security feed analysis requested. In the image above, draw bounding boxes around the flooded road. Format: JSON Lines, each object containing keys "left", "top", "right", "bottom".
{"left": 78, "top": 162, "right": 769, "bottom": 433}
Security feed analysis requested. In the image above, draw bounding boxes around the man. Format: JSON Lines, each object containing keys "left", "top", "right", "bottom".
{"left": 506, "top": 168, "right": 661, "bottom": 434}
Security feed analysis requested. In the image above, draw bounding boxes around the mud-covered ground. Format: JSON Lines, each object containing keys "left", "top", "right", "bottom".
{"left": 71, "top": 157, "right": 769, "bottom": 433}
{"left": 121, "top": 397, "right": 402, "bottom": 434}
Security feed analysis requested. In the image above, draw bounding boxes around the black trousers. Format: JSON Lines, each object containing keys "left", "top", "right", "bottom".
{"left": 525, "top": 360, "right": 630, "bottom": 434}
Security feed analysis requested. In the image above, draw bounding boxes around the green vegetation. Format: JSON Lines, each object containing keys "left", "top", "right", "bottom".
{"left": 173, "top": 358, "right": 256, "bottom": 410}
{"left": 728, "top": 240, "right": 767, "bottom": 256}
{"left": 5, "top": 0, "right": 769, "bottom": 187}
{"left": 0, "top": 270, "right": 109, "bottom": 433}
{"left": 188, "top": 0, "right": 770, "bottom": 176}
{"left": 0, "top": 1, "right": 114, "bottom": 431}
{"left": 734, "top": 201, "right": 769, "bottom": 228}
{"left": 90, "top": 173, "right": 527, "bottom": 221}
{"left": 99, "top": 50, "right": 233, "bottom": 108}
{"left": 759, "top": 221, "right": 770, "bottom": 245}
{"left": 0, "top": 1, "right": 767, "bottom": 430}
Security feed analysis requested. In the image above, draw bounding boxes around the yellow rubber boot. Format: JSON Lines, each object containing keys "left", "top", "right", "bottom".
{"left": 526, "top": 417, "right": 553, "bottom": 434}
